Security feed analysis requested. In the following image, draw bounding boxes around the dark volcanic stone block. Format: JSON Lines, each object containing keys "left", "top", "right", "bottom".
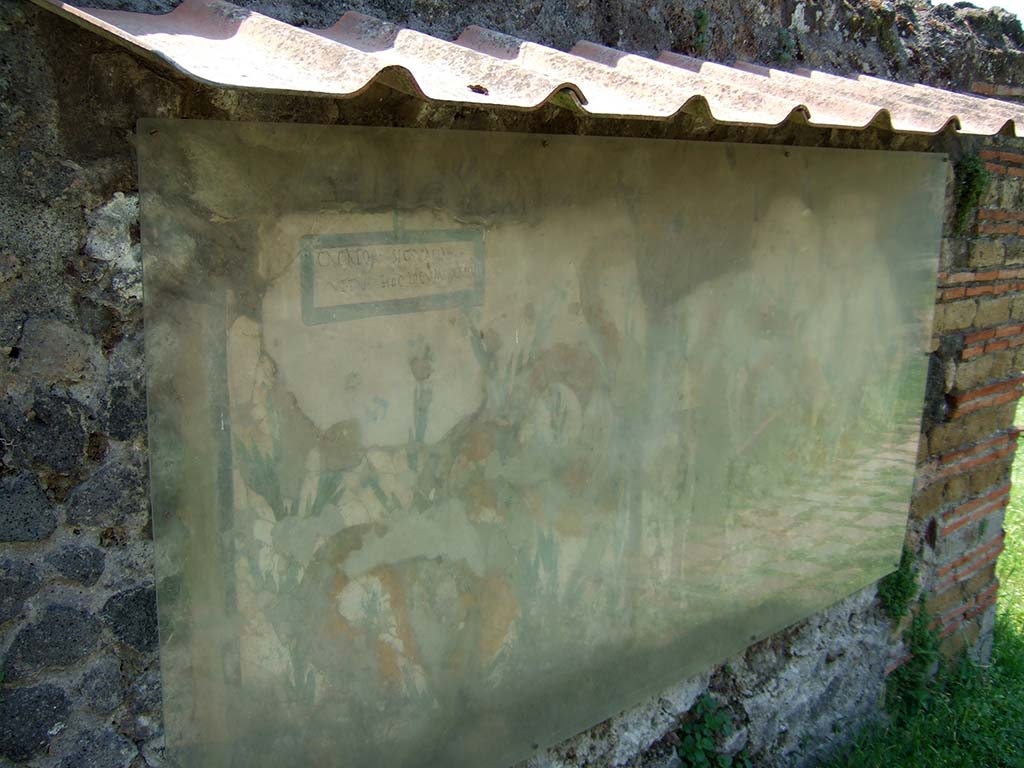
{"left": 0, "top": 684, "right": 70, "bottom": 762}
{"left": 0, "top": 472, "right": 57, "bottom": 542}
{"left": 0, "top": 558, "right": 41, "bottom": 624}
{"left": 102, "top": 585, "right": 158, "bottom": 652}
{"left": 3, "top": 605, "right": 102, "bottom": 681}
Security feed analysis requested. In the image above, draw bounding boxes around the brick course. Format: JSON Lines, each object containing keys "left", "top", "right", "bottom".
{"left": 919, "top": 141, "right": 1024, "bottom": 660}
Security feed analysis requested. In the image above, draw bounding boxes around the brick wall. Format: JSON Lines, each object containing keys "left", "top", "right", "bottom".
{"left": 913, "top": 142, "right": 1024, "bottom": 660}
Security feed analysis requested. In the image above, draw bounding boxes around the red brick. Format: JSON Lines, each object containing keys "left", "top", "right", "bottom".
{"left": 939, "top": 432, "right": 1010, "bottom": 465}
{"left": 943, "top": 287, "right": 967, "bottom": 300}
{"left": 986, "top": 162, "right": 1008, "bottom": 175}
{"left": 916, "top": 456, "right": 1014, "bottom": 511}
{"left": 978, "top": 221, "right": 1017, "bottom": 234}
{"left": 940, "top": 495, "right": 1007, "bottom": 536}
{"left": 947, "top": 272, "right": 982, "bottom": 285}
{"left": 951, "top": 390, "right": 1021, "bottom": 418}
{"left": 943, "top": 582, "right": 1001, "bottom": 627}
{"left": 952, "top": 375, "right": 1024, "bottom": 405}
{"left": 938, "top": 621, "right": 959, "bottom": 638}
{"left": 962, "top": 345, "right": 985, "bottom": 360}
{"left": 1010, "top": 167, "right": 1024, "bottom": 177}
{"left": 936, "top": 532, "right": 1005, "bottom": 580}
{"left": 964, "top": 328, "right": 997, "bottom": 344}
{"left": 885, "top": 653, "right": 913, "bottom": 675}
{"left": 966, "top": 581, "right": 999, "bottom": 614}
{"left": 965, "top": 585, "right": 1000, "bottom": 618}
{"left": 978, "top": 210, "right": 1024, "bottom": 221}
{"left": 979, "top": 147, "right": 1002, "bottom": 158}
{"left": 938, "top": 617, "right": 962, "bottom": 638}
{"left": 940, "top": 492, "right": 1005, "bottom": 526}
{"left": 934, "top": 443, "right": 1015, "bottom": 480}
{"left": 995, "top": 324, "right": 1024, "bottom": 337}
{"left": 999, "top": 268, "right": 1024, "bottom": 279}
{"left": 943, "top": 451, "right": 996, "bottom": 476}
{"left": 930, "top": 403, "right": 1019, "bottom": 461}
{"left": 965, "top": 285, "right": 995, "bottom": 297}
{"left": 985, "top": 340, "right": 1011, "bottom": 353}
{"left": 937, "top": 582, "right": 1001, "bottom": 628}
{"left": 941, "top": 482, "right": 1011, "bottom": 521}
{"left": 927, "top": 563, "right": 998, "bottom": 617}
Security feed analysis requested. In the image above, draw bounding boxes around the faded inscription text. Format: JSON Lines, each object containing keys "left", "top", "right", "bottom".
{"left": 313, "top": 241, "right": 477, "bottom": 307}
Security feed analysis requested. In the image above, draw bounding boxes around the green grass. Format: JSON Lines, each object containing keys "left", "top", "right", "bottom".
{"left": 825, "top": 407, "right": 1024, "bottom": 767}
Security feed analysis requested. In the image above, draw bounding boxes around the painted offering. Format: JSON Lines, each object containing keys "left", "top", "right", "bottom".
{"left": 138, "top": 120, "right": 945, "bottom": 768}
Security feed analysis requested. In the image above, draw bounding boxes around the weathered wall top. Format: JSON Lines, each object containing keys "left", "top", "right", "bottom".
{"left": 30, "top": 0, "right": 1024, "bottom": 134}
{"left": 46, "top": 0, "right": 1024, "bottom": 93}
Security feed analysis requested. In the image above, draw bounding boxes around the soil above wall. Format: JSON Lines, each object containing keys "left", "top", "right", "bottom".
{"left": 0, "top": 1, "right": 1018, "bottom": 767}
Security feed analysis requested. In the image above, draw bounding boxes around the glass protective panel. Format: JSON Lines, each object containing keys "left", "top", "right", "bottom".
{"left": 138, "top": 119, "right": 946, "bottom": 768}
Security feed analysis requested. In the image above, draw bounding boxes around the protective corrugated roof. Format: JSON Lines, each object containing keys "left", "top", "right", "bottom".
{"left": 32, "top": 0, "right": 1024, "bottom": 136}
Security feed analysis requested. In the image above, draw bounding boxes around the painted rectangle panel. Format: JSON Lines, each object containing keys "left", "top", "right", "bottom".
{"left": 138, "top": 119, "right": 946, "bottom": 768}
{"left": 300, "top": 229, "right": 485, "bottom": 324}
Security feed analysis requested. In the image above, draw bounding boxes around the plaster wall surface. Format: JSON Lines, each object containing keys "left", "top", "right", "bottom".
{"left": 137, "top": 119, "right": 942, "bottom": 768}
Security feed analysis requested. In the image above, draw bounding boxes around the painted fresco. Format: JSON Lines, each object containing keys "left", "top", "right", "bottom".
{"left": 138, "top": 120, "right": 946, "bottom": 768}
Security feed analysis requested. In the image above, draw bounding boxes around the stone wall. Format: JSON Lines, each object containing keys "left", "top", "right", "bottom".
{"left": 0, "top": 1, "right": 1021, "bottom": 767}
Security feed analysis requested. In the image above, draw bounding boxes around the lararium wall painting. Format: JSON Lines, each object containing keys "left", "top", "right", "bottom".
{"left": 137, "top": 119, "right": 946, "bottom": 768}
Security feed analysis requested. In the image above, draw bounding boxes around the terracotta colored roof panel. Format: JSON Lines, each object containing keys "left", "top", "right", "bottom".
{"left": 31, "top": 0, "right": 1024, "bottom": 135}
